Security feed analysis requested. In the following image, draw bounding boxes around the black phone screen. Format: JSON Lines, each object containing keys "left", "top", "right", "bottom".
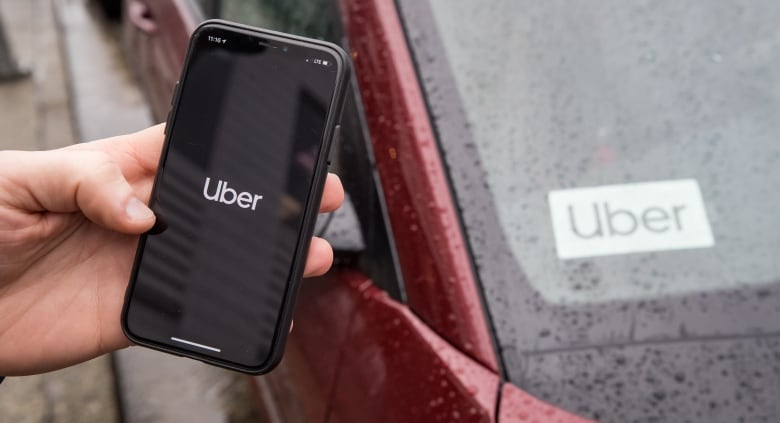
{"left": 124, "top": 26, "right": 340, "bottom": 368}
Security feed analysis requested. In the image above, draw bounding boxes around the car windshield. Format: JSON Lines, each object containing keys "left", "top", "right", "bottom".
{"left": 399, "top": 0, "right": 780, "bottom": 421}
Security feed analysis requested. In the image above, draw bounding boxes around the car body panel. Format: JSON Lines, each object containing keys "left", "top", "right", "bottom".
{"left": 327, "top": 269, "right": 498, "bottom": 423}
{"left": 499, "top": 383, "right": 594, "bottom": 423}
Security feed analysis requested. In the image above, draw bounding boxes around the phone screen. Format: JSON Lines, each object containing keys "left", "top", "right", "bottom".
{"left": 124, "top": 26, "right": 341, "bottom": 368}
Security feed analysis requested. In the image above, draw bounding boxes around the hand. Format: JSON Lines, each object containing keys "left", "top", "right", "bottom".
{"left": 0, "top": 124, "right": 344, "bottom": 376}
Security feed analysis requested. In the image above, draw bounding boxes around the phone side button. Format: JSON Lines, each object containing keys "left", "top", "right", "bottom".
{"left": 170, "top": 80, "right": 179, "bottom": 106}
{"left": 328, "top": 124, "right": 341, "bottom": 167}
{"left": 332, "top": 124, "right": 342, "bottom": 145}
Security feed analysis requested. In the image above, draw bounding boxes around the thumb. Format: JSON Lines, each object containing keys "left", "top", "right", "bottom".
{"left": 0, "top": 149, "right": 156, "bottom": 234}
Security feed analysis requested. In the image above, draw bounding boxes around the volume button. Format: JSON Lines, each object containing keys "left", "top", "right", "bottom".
{"left": 328, "top": 124, "right": 342, "bottom": 166}
{"left": 332, "top": 124, "right": 342, "bottom": 146}
{"left": 170, "top": 80, "right": 180, "bottom": 106}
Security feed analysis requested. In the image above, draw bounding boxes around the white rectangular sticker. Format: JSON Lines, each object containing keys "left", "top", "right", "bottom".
{"left": 548, "top": 179, "right": 715, "bottom": 259}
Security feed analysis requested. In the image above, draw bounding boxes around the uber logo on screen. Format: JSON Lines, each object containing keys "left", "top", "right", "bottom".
{"left": 202, "top": 177, "right": 264, "bottom": 210}
{"left": 548, "top": 179, "right": 715, "bottom": 259}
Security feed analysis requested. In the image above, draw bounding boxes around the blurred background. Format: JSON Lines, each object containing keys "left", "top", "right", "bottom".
{"left": 1, "top": 0, "right": 779, "bottom": 422}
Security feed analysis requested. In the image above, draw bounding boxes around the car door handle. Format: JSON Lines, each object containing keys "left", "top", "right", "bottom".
{"left": 128, "top": 0, "right": 157, "bottom": 33}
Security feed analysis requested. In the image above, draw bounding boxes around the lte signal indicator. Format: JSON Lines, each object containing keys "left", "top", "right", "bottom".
{"left": 310, "top": 58, "right": 331, "bottom": 67}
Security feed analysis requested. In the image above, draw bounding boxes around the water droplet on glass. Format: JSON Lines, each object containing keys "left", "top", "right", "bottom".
{"left": 710, "top": 52, "right": 723, "bottom": 63}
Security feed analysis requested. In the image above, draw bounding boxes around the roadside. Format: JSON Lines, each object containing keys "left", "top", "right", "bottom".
{"left": 0, "top": 0, "right": 120, "bottom": 421}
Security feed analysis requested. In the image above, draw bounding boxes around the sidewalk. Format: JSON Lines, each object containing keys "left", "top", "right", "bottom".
{"left": 0, "top": 0, "right": 72, "bottom": 151}
{"left": 0, "top": 0, "right": 119, "bottom": 421}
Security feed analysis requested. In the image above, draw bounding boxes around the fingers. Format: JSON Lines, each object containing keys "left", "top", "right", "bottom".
{"left": 302, "top": 237, "right": 334, "bottom": 278}
{"left": 320, "top": 173, "right": 344, "bottom": 213}
{"left": 0, "top": 149, "right": 156, "bottom": 234}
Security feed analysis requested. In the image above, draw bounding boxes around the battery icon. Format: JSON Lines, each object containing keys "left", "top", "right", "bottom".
{"left": 322, "top": 60, "right": 329, "bottom": 66}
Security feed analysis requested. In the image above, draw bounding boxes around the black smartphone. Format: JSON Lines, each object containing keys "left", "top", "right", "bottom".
{"left": 121, "top": 20, "right": 350, "bottom": 374}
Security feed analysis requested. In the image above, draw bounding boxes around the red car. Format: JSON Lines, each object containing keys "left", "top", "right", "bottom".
{"left": 121, "top": 0, "right": 780, "bottom": 422}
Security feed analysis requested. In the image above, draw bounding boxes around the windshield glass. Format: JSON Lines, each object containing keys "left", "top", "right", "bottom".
{"left": 399, "top": 0, "right": 780, "bottom": 421}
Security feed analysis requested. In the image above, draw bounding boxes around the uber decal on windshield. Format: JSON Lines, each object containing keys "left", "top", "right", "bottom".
{"left": 548, "top": 179, "right": 714, "bottom": 260}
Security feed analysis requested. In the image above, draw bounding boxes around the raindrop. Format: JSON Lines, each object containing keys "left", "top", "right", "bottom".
{"left": 641, "top": 50, "right": 656, "bottom": 63}
{"left": 710, "top": 52, "right": 723, "bottom": 63}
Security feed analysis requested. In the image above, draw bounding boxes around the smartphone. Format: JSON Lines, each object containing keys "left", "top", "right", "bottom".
{"left": 121, "top": 20, "right": 350, "bottom": 374}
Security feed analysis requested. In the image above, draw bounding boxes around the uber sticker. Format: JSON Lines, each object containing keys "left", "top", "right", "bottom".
{"left": 548, "top": 179, "right": 715, "bottom": 260}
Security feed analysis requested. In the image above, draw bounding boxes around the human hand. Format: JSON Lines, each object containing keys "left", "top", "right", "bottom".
{"left": 0, "top": 124, "right": 344, "bottom": 376}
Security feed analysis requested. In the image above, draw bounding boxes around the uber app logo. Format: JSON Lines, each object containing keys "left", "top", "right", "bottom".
{"left": 202, "top": 177, "right": 264, "bottom": 210}
{"left": 548, "top": 179, "right": 715, "bottom": 259}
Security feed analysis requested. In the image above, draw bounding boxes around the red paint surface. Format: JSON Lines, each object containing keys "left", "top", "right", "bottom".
{"left": 340, "top": 0, "right": 498, "bottom": 373}
{"left": 329, "top": 270, "right": 499, "bottom": 423}
{"left": 499, "top": 383, "right": 595, "bottom": 423}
